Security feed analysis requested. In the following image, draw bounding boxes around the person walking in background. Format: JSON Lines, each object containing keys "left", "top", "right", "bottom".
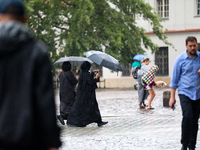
{"left": 67, "top": 61, "right": 108, "bottom": 127}
{"left": 0, "top": 0, "right": 61, "bottom": 150}
{"left": 130, "top": 60, "right": 141, "bottom": 90}
{"left": 137, "top": 57, "right": 150, "bottom": 108}
{"left": 169, "top": 36, "right": 200, "bottom": 150}
{"left": 57, "top": 61, "right": 78, "bottom": 125}
{"left": 141, "top": 65, "right": 159, "bottom": 110}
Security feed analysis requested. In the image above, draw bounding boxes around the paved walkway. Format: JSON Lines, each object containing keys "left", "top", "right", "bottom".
{"left": 55, "top": 88, "right": 200, "bottom": 150}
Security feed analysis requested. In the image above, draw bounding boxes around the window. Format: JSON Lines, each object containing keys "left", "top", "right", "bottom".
{"left": 122, "top": 64, "right": 131, "bottom": 76}
{"left": 197, "top": 0, "right": 200, "bottom": 16}
{"left": 155, "top": 47, "right": 169, "bottom": 76}
{"left": 157, "top": 0, "right": 169, "bottom": 19}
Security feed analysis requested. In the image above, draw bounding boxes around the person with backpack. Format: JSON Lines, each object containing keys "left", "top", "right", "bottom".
{"left": 137, "top": 58, "right": 150, "bottom": 108}
{"left": 130, "top": 60, "right": 141, "bottom": 90}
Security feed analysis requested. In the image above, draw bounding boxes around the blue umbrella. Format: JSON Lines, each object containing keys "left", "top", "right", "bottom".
{"left": 133, "top": 54, "right": 150, "bottom": 61}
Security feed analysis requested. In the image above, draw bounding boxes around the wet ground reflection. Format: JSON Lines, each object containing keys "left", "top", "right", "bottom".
{"left": 55, "top": 88, "right": 200, "bottom": 150}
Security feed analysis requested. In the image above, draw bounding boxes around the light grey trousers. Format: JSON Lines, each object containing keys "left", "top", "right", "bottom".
{"left": 137, "top": 76, "right": 149, "bottom": 102}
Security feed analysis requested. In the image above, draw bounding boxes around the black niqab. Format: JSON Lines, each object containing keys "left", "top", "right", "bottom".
{"left": 67, "top": 61, "right": 102, "bottom": 127}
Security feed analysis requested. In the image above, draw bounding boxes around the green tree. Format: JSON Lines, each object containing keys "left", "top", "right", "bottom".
{"left": 25, "top": 0, "right": 173, "bottom": 65}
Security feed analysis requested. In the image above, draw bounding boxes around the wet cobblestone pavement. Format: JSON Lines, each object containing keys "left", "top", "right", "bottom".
{"left": 55, "top": 88, "right": 200, "bottom": 150}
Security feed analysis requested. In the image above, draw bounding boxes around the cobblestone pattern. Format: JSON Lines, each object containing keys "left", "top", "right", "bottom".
{"left": 55, "top": 88, "right": 200, "bottom": 150}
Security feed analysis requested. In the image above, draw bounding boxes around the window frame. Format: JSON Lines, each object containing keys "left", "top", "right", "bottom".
{"left": 196, "top": 0, "right": 200, "bottom": 17}
{"left": 156, "top": 0, "right": 169, "bottom": 19}
{"left": 155, "top": 47, "right": 169, "bottom": 76}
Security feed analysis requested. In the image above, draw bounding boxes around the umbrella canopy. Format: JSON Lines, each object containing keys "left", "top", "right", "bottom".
{"left": 133, "top": 54, "right": 150, "bottom": 61}
{"left": 53, "top": 56, "right": 93, "bottom": 66}
{"left": 84, "top": 50, "right": 122, "bottom": 72}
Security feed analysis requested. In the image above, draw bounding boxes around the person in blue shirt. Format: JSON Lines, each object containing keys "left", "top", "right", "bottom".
{"left": 169, "top": 36, "right": 200, "bottom": 150}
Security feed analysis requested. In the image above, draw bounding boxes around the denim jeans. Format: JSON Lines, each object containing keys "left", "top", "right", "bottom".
{"left": 179, "top": 94, "right": 200, "bottom": 149}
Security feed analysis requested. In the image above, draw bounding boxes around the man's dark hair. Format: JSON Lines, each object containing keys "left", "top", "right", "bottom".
{"left": 186, "top": 36, "right": 197, "bottom": 45}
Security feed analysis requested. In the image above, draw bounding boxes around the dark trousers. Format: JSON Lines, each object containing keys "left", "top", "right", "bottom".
{"left": 179, "top": 94, "right": 200, "bottom": 149}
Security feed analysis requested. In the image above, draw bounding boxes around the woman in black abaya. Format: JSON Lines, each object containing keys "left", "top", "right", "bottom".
{"left": 67, "top": 61, "right": 108, "bottom": 127}
{"left": 57, "top": 61, "right": 78, "bottom": 125}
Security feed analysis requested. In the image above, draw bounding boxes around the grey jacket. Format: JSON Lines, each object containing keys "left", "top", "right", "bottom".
{"left": 138, "top": 64, "right": 149, "bottom": 78}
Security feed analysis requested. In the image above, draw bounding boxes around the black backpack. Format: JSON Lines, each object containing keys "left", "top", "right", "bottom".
{"left": 132, "top": 65, "right": 141, "bottom": 79}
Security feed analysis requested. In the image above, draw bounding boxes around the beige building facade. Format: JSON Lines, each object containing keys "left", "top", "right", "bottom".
{"left": 100, "top": 0, "right": 200, "bottom": 88}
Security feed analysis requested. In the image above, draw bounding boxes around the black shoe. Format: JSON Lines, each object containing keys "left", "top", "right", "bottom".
{"left": 139, "top": 105, "right": 145, "bottom": 109}
{"left": 98, "top": 121, "right": 108, "bottom": 127}
{"left": 134, "top": 84, "right": 138, "bottom": 90}
{"left": 139, "top": 103, "right": 144, "bottom": 109}
{"left": 57, "top": 115, "right": 65, "bottom": 125}
{"left": 142, "top": 102, "right": 146, "bottom": 107}
{"left": 181, "top": 145, "right": 187, "bottom": 150}
{"left": 189, "top": 148, "right": 195, "bottom": 150}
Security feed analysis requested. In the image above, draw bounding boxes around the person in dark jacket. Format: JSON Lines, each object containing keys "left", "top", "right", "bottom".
{"left": 57, "top": 61, "right": 78, "bottom": 125}
{"left": 0, "top": 0, "right": 61, "bottom": 150}
{"left": 67, "top": 61, "right": 108, "bottom": 127}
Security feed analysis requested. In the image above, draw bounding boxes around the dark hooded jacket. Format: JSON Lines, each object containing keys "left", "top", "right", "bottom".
{"left": 0, "top": 21, "right": 61, "bottom": 150}
{"left": 67, "top": 62, "right": 102, "bottom": 127}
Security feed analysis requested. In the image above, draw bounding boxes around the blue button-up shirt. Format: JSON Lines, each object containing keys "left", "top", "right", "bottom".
{"left": 170, "top": 50, "right": 200, "bottom": 100}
